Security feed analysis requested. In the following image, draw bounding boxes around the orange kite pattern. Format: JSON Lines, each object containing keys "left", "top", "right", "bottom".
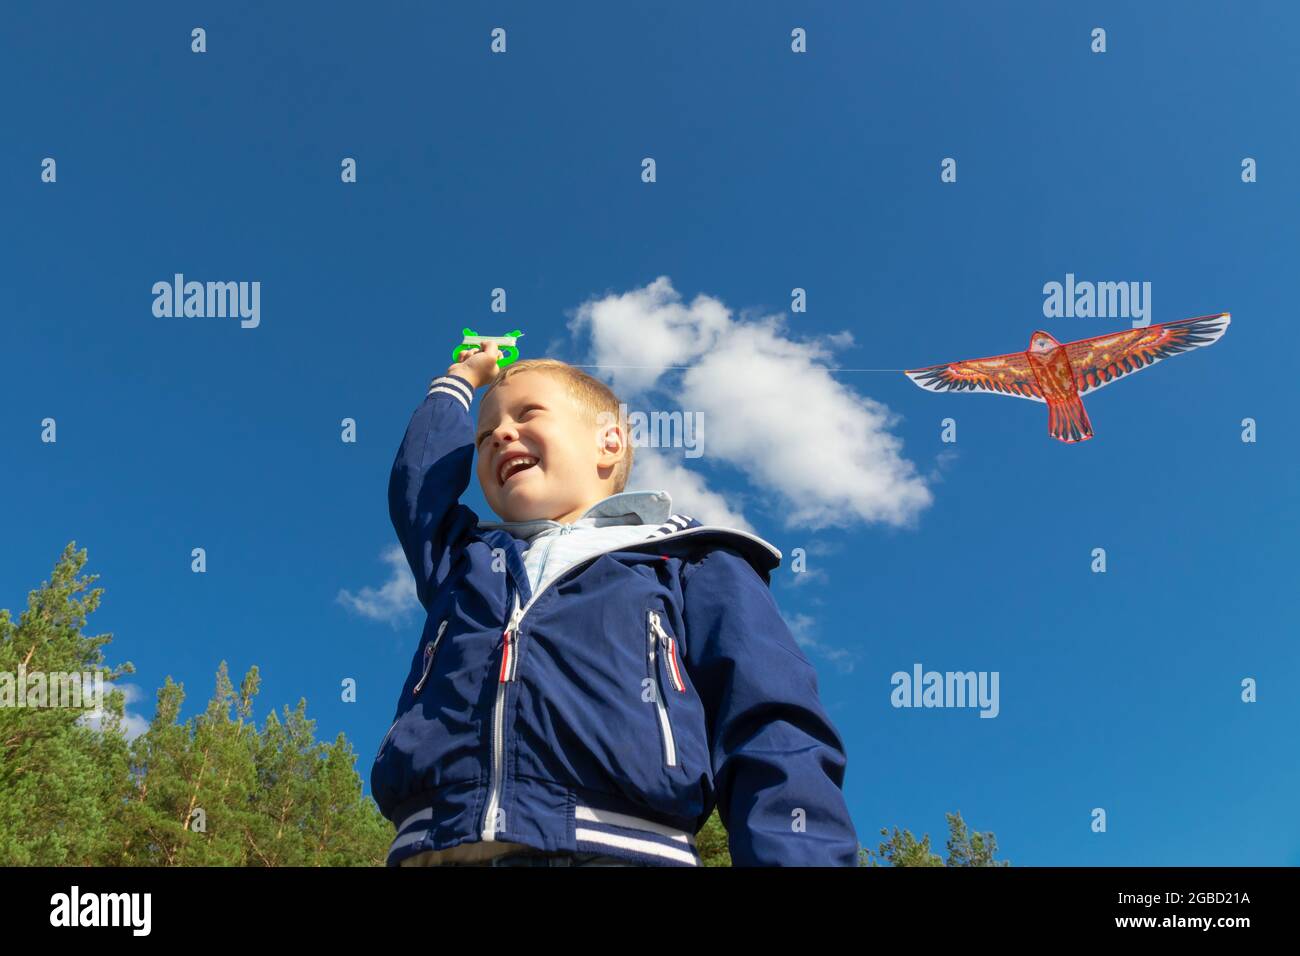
{"left": 904, "top": 313, "right": 1231, "bottom": 443}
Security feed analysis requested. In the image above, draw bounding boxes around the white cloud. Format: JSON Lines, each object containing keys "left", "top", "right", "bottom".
{"left": 627, "top": 448, "right": 756, "bottom": 533}
{"left": 79, "top": 680, "right": 150, "bottom": 741}
{"left": 337, "top": 545, "right": 420, "bottom": 627}
{"left": 570, "top": 276, "right": 932, "bottom": 531}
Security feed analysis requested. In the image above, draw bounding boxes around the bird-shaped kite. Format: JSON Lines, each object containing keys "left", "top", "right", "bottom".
{"left": 903, "top": 312, "right": 1231, "bottom": 443}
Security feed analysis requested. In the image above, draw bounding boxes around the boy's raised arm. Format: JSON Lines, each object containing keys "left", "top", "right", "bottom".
{"left": 681, "top": 547, "right": 861, "bottom": 866}
{"left": 388, "top": 372, "right": 481, "bottom": 609}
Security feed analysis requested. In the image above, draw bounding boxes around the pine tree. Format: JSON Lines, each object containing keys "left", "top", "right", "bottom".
{"left": 944, "top": 811, "right": 1010, "bottom": 866}
{"left": 1, "top": 543, "right": 391, "bottom": 866}
{"left": 0, "top": 542, "right": 134, "bottom": 865}
{"left": 861, "top": 826, "right": 945, "bottom": 866}
{"left": 858, "top": 811, "right": 1010, "bottom": 866}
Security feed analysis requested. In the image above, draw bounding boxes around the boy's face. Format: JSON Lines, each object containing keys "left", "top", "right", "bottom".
{"left": 475, "top": 371, "right": 624, "bottom": 524}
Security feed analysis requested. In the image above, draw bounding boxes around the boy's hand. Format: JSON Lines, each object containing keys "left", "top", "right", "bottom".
{"left": 447, "top": 340, "right": 502, "bottom": 390}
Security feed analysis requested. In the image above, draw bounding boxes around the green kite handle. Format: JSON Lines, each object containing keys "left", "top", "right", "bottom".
{"left": 452, "top": 328, "right": 525, "bottom": 367}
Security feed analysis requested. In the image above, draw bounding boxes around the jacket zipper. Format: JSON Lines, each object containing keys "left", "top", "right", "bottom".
{"left": 481, "top": 589, "right": 524, "bottom": 840}
{"left": 649, "top": 611, "right": 686, "bottom": 692}
{"left": 480, "top": 525, "right": 657, "bottom": 843}
{"left": 647, "top": 611, "right": 680, "bottom": 767}
{"left": 412, "top": 619, "right": 449, "bottom": 696}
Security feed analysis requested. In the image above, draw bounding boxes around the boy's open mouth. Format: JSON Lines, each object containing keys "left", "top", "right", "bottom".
{"left": 498, "top": 454, "right": 540, "bottom": 487}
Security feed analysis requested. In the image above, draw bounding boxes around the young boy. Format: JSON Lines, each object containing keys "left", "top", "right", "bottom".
{"left": 371, "top": 341, "right": 859, "bottom": 866}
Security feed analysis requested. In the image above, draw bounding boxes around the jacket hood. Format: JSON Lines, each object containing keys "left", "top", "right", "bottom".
{"left": 478, "top": 489, "right": 783, "bottom": 581}
{"left": 477, "top": 489, "right": 674, "bottom": 542}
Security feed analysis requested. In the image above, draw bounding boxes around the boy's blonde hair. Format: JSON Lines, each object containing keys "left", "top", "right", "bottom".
{"left": 481, "top": 359, "right": 633, "bottom": 493}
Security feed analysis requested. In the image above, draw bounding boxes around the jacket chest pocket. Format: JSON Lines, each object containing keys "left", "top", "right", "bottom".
{"left": 646, "top": 610, "right": 687, "bottom": 768}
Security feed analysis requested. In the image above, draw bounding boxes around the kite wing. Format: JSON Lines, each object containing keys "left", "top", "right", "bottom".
{"left": 1065, "top": 312, "right": 1231, "bottom": 396}
{"left": 904, "top": 350, "right": 1045, "bottom": 402}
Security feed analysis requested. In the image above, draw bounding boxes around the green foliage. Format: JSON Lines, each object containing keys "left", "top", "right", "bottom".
{"left": 860, "top": 826, "right": 945, "bottom": 867}
{"left": 858, "top": 811, "right": 1010, "bottom": 867}
{"left": 0, "top": 542, "right": 391, "bottom": 866}
{"left": 0, "top": 542, "right": 134, "bottom": 865}
{"left": 943, "top": 810, "right": 1009, "bottom": 867}
{"left": 695, "top": 807, "right": 732, "bottom": 866}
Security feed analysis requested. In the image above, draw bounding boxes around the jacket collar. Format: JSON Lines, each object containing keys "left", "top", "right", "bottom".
{"left": 479, "top": 489, "right": 784, "bottom": 581}
{"left": 478, "top": 490, "right": 674, "bottom": 542}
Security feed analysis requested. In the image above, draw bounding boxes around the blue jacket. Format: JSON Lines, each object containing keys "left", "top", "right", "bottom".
{"left": 371, "top": 372, "right": 860, "bottom": 866}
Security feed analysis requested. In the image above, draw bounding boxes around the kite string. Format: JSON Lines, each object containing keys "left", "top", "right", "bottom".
{"left": 568, "top": 364, "right": 906, "bottom": 372}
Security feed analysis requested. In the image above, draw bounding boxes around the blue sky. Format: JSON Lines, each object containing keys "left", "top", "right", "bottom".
{"left": 3, "top": 1, "right": 1297, "bottom": 865}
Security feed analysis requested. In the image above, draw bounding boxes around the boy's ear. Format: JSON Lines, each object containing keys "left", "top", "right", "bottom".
{"left": 598, "top": 424, "right": 625, "bottom": 461}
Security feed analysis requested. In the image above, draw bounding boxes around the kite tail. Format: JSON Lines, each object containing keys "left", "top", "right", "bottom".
{"left": 1047, "top": 397, "right": 1094, "bottom": 443}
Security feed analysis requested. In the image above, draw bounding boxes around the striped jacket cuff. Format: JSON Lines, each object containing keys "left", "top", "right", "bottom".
{"left": 427, "top": 374, "right": 474, "bottom": 411}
